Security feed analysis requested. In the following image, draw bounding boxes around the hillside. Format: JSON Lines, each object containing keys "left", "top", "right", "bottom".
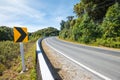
{"left": 59, "top": 1, "right": 120, "bottom": 48}
{"left": 30, "top": 27, "right": 59, "bottom": 41}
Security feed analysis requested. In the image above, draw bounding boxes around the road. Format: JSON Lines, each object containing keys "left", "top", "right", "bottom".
{"left": 44, "top": 37, "right": 120, "bottom": 80}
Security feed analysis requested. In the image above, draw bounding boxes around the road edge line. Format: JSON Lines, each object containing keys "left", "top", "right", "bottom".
{"left": 45, "top": 39, "right": 111, "bottom": 80}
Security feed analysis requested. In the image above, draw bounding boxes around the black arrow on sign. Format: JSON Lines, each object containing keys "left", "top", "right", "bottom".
{"left": 15, "top": 27, "right": 27, "bottom": 42}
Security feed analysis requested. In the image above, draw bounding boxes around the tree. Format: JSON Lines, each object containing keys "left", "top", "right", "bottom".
{"left": 74, "top": 2, "right": 84, "bottom": 17}
{"left": 67, "top": 16, "right": 74, "bottom": 21}
{"left": 74, "top": 0, "right": 115, "bottom": 21}
{"left": 101, "top": 3, "right": 120, "bottom": 39}
{"left": 30, "top": 27, "right": 59, "bottom": 39}
{"left": 78, "top": 14, "right": 100, "bottom": 43}
{"left": 59, "top": 0, "right": 120, "bottom": 48}
{"left": 0, "top": 26, "right": 13, "bottom": 41}
{"left": 60, "top": 20, "right": 66, "bottom": 30}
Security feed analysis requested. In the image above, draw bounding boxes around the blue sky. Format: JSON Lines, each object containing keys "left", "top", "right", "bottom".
{"left": 0, "top": 0, "right": 79, "bottom": 32}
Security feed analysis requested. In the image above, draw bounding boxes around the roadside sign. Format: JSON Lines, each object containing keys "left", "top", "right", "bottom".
{"left": 13, "top": 27, "right": 28, "bottom": 42}
{"left": 13, "top": 27, "right": 28, "bottom": 73}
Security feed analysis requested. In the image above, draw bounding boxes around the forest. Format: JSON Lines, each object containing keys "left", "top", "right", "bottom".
{"left": 59, "top": 0, "right": 120, "bottom": 48}
{"left": 29, "top": 27, "right": 59, "bottom": 41}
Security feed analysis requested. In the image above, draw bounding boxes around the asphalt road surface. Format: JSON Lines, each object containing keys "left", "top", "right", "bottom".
{"left": 44, "top": 37, "right": 120, "bottom": 80}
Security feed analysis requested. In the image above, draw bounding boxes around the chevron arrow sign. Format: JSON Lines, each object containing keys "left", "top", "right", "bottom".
{"left": 14, "top": 27, "right": 28, "bottom": 42}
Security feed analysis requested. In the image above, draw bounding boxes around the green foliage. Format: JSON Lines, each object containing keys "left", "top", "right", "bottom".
{"left": 74, "top": 2, "right": 84, "bottom": 17}
{"left": 102, "top": 3, "right": 120, "bottom": 38}
{"left": 96, "top": 38, "right": 120, "bottom": 48}
{"left": 59, "top": 1, "right": 120, "bottom": 48}
{"left": 60, "top": 20, "right": 66, "bottom": 30}
{"left": 59, "top": 29, "right": 69, "bottom": 39}
{"left": 60, "top": 16, "right": 74, "bottom": 31}
{"left": 67, "top": 16, "right": 74, "bottom": 21}
{"left": 79, "top": 14, "right": 101, "bottom": 43}
{"left": 30, "top": 27, "right": 59, "bottom": 40}
{"left": 30, "top": 68, "right": 37, "bottom": 80}
{"left": 74, "top": 0, "right": 115, "bottom": 21}
{"left": 0, "top": 26, "right": 13, "bottom": 41}
{"left": 99, "top": 3, "right": 120, "bottom": 48}
{"left": 0, "top": 41, "right": 37, "bottom": 79}
{"left": 72, "top": 17, "right": 84, "bottom": 41}
{"left": 16, "top": 63, "right": 22, "bottom": 73}
{"left": 0, "top": 64, "right": 6, "bottom": 76}
{"left": 0, "top": 41, "right": 19, "bottom": 75}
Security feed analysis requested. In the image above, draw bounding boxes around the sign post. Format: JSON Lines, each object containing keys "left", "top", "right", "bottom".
{"left": 13, "top": 27, "right": 28, "bottom": 73}
{"left": 20, "top": 43, "right": 26, "bottom": 72}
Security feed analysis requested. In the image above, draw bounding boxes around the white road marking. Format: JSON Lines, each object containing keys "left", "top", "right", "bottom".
{"left": 45, "top": 38, "right": 112, "bottom": 80}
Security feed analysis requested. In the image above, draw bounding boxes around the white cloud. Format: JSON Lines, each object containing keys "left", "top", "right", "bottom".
{"left": 0, "top": 1, "right": 46, "bottom": 19}
{"left": 0, "top": 0, "right": 78, "bottom": 32}
{"left": 0, "top": 0, "right": 46, "bottom": 31}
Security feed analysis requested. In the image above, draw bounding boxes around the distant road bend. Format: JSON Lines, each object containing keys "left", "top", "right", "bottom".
{"left": 44, "top": 37, "right": 120, "bottom": 80}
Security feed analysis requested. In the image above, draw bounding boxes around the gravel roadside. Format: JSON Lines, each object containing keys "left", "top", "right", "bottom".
{"left": 42, "top": 40, "right": 102, "bottom": 80}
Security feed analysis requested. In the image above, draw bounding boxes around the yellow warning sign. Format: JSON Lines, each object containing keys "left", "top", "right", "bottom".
{"left": 13, "top": 27, "right": 28, "bottom": 42}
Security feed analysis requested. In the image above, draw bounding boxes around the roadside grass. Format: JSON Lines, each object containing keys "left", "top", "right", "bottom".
{"left": 0, "top": 41, "right": 37, "bottom": 80}
{"left": 58, "top": 37, "right": 120, "bottom": 50}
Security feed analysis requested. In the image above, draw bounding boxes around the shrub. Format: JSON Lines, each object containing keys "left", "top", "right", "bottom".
{"left": 0, "top": 64, "right": 6, "bottom": 76}
{"left": 100, "top": 3, "right": 120, "bottom": 48}
{"left": 0, "top": 41, "right": 19, "bottom": 74}
{"left": 101, "top": 3, "right": 120, "bottom": 39}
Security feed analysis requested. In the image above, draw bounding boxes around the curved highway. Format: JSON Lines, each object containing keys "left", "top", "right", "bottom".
{"left": 44, "top": 37, "right": 120, "bottom": 80}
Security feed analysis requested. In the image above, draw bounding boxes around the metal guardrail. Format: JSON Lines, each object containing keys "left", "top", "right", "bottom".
{"left": 36, "top": 38, "right": 54, "bottom": 80}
